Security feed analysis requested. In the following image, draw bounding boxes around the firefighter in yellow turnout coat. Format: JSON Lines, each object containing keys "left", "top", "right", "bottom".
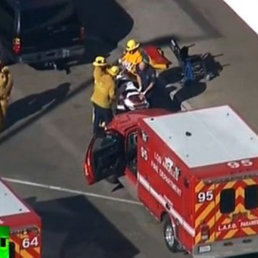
{"left": 90, "top": 56, "right": 119, "bottom": 134}
{"left": 0, "top": 66, "right": 13, "bottom": 131}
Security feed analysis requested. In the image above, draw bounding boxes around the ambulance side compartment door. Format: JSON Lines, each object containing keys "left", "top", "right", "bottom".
{"left": 84, "top": 130, "right": 125, "bottom": 185}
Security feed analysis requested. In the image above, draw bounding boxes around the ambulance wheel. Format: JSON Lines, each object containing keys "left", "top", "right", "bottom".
{"left": 163, "top": 215, "right": 178, "bottom": 252}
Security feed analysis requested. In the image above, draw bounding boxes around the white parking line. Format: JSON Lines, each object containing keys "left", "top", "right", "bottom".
{"left": 3, "top": 177, "right": 143, "bottom": 206}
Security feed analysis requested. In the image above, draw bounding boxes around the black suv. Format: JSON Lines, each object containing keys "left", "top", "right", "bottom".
{"left": 0, "top": 0, "right": 85, "bottom": 67}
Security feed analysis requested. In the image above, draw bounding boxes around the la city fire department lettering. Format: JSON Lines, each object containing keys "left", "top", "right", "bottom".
{"left": 151, "top": 152, "right": 182, "bottom": 196}
{"left": 84, "top": 105, "right": 258, "bottom": 258}
{"left": 218, "top": 219, "right": 258, "bottom": 232}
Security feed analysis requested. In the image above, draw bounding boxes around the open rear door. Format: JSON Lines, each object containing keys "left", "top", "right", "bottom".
{"left": 84, "top": 130, "right": 125, "bottom": 185}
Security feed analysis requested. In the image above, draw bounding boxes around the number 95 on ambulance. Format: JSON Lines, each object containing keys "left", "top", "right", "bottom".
{"left": 0, "top": 177, "right": 41, "bottom": 258}
{"left": 139, "top": 105, "right": 258, "bottom": 258}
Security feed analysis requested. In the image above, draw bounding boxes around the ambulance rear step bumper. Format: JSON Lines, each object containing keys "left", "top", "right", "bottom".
{"left": 192, "top": 235, "right": 258, "bottom": 258}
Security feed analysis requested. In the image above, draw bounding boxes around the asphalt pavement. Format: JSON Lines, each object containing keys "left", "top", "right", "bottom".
{"left": 0, "top": 0, "right": 257, "bottom": 257}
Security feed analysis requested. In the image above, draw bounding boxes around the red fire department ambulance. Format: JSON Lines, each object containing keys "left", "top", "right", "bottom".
{"left": 84, "top": 105, "right": 258, "bottom": 258}
{"left": 0, "top": 178, "right": 41, "bottom": 257}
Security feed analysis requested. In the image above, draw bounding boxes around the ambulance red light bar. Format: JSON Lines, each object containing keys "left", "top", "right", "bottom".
{"left": 204, "top": 171, "right": 258, "bottom": 185}
{"left": 10, "top": 226, "right": 39, "bottom": 235}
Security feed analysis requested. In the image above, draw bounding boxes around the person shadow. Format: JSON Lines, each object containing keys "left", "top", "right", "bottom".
{"left": 4, "top": 83, "right": 70, "bottom": 130}
{"left": 151, "top": 70, "right": 207, "bottom": 112}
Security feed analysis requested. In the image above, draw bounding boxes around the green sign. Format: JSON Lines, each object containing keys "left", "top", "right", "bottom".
{"left": 0, "top": 226, "right": 9, "bottom": 258}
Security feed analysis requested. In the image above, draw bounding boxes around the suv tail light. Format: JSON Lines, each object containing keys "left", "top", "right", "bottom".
{"left": 200, "top": 223, "right": 210, "bottom": 241}
{"left": 13, "top": 37, "right": 21, "bottom": 54}
{"left": 80, "top": 26, "right": 85, "bottom": 42}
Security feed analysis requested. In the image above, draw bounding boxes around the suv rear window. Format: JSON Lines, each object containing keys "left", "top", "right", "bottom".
{"left": 245, "top": 185, "right": 258, "bottom": 210}
{"left": 0, "top": 0, "right": 15, "bottom": 36}
{"left": 220, "top": 188, "right": 235, "bottom": 214}
{"left": 21, "top": 2, "right": 75, "bottom": 31}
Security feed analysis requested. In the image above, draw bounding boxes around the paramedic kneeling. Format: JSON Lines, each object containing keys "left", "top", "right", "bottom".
{"left": 136, "top": 61, "right": 156, "bottom": 106}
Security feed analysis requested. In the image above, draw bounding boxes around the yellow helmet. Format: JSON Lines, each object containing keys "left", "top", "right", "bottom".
{"left": 1, "top": 66, "right": 9, "bottom": 74}
{"left": 93, "top": 56, "right": 107, "bottom": 66}
{"left": 126, "top": 39, "right": 140, "bottom": 51}
{"left": 107, "top": 65, "right": 119, "bottom": 77}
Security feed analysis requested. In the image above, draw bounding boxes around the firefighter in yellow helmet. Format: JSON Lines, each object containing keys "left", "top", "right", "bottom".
{"left": 91, "top": 56, "right": 119, "bottom": 134}
{"left": 0, "top": 65, "right": 13, "bottom": 131}
{"left": 120, "top": 39, "right": 149, "bottom": 76}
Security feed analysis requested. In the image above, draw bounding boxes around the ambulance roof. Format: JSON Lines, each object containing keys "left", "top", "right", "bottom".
{"left": 0, "top": 180, "right": 29, "bottom": 217}
{"left": 144, "top": 105, "right": 258, "bottom": 168}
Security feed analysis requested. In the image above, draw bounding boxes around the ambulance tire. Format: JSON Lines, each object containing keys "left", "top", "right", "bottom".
{"left": 163, "top": 215, "right": 178, "bottom": 252}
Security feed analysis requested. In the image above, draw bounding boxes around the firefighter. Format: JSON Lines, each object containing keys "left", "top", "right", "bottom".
{"left": 136, "top": 60, "right": 156, "bottom": 107}
{"left": 91, "top": 56, "right": 119, "bottom": 134}
{"left": 0, "top": 66, "right": 13, "bottom": 131}
{"left": 120, "top": 39, "right": 149, "bottom": 76}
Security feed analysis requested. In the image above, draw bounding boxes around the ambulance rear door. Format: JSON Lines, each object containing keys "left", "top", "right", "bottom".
{"left": 214, "top": 177, "right": 258, "bottom": 241}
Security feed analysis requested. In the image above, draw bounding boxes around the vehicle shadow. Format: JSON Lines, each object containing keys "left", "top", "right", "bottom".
{"left": 26, "top": 195, "right": 139, "bottom": 258}
{"left": 4, "top": 83, "right": 70, "bottom": 130}
{"left": 29, "top": 0, "right": 134, "bottom": 72}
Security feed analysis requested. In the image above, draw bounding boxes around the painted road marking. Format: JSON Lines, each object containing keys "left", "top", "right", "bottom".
{"left": 2, "top": 177, "right": 142, "bottom": 206}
